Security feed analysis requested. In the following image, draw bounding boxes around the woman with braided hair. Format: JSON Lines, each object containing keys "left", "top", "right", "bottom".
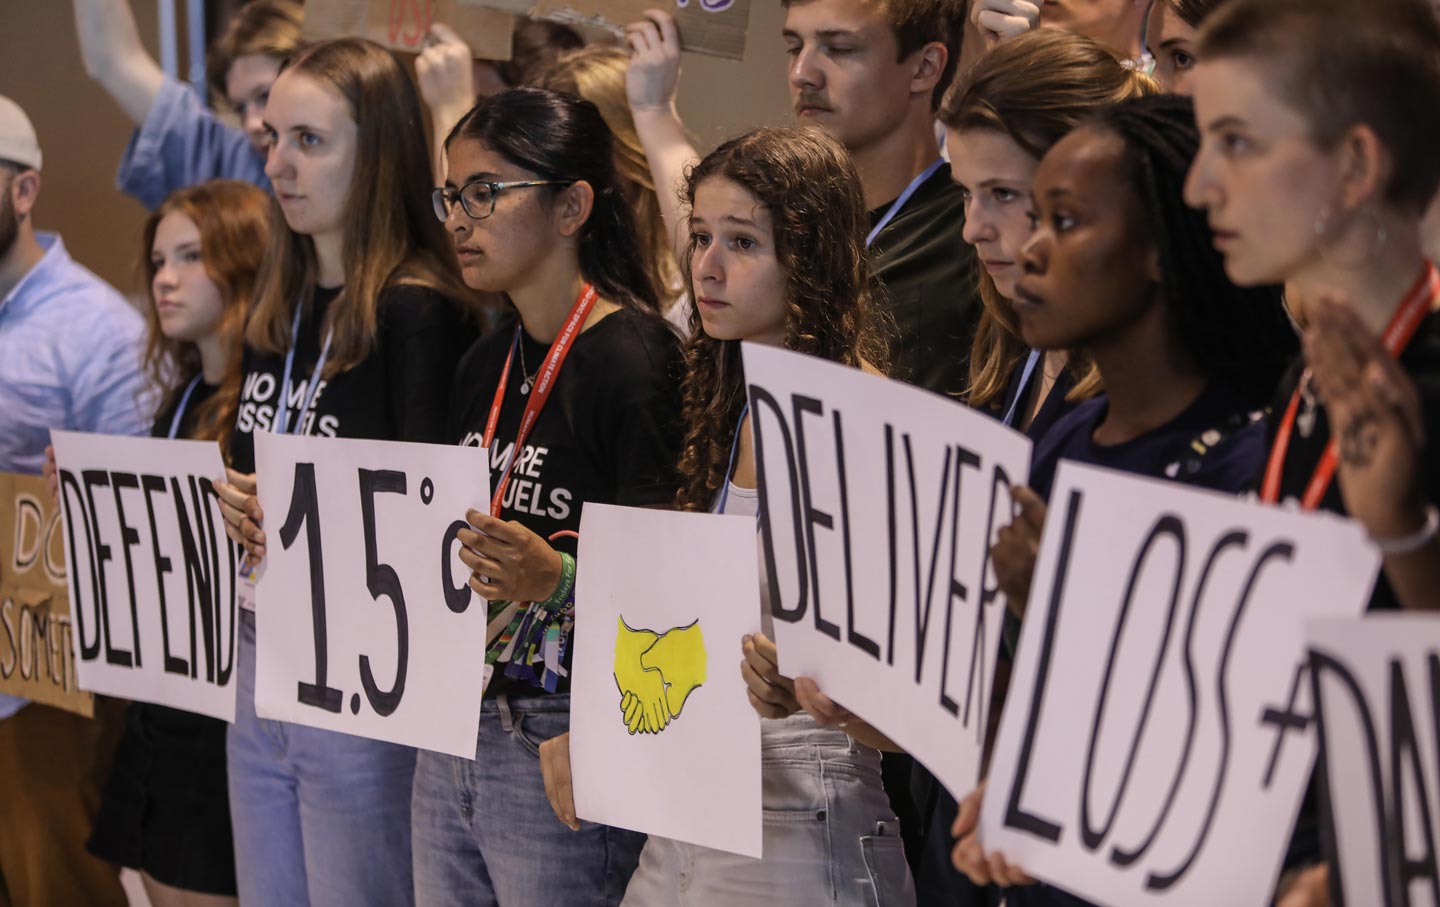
{"left": 947, "top": 92, "right": 1297, "bottom": 907}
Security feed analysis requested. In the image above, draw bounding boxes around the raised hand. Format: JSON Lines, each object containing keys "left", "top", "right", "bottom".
{"left": 640, "top": 620, "right": 707, "bottom": 717}
{"left": 1304, "top": 295, "right": 1428, "bottom": 540}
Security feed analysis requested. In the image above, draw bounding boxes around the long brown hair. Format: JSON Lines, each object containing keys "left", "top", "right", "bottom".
{"left": 941, "top": 29, "right": 1156, "bottom": 411}
{"left": 538, "top": 47, "right": 684, "bottom": 307}
{"left": 141, "top": 180, "right": 270, "bottom": 455}
{"left": 245, "top": 38, "right": 472, "bottom": 375}
{"left": 205, "top": 0, "right": 304, "bottom": 106}
{"left": 674, "top": 127, "right": 890, "bottom": 511}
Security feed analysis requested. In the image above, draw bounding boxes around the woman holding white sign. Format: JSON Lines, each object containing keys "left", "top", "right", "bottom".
{"left": 41, "top": 179, "right": 270, "bottom": 907}
{"left": 213, "top": 38, "right": 477, "bottom": 907}
{"left": 1183, "top": 1, "right": 1440, "bottom": 902}
{"left": 949, "top": 93, "right": 1298, "bottom": 905}
{"left": 591, "top": 126, "right": 913, "bottom": 905}
{"left": 416, "top": 87, "right": 684, "bottom": 907}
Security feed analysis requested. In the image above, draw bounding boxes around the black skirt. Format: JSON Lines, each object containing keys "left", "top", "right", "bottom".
{"left": 86, "top": 701, "right": 237, "bottom": 895}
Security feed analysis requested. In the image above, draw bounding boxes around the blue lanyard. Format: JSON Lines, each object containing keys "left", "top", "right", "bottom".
{"left": 712, "top": 404, "right": 750, "bottom": 514}
{"left": 1001, "top": 349, "right": 1043, "bottom": 428}
{"left": 865, "top": 158, "right": 945, "bottom": 248}
{"left": 166, "top": 373, "right": 204, "bottom": 440}
{"left": 275, "top": 300, "right": 334, "bottom": 435}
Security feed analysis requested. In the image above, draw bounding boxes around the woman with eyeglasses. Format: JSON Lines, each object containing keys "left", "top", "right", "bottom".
{"left": 412, "top": 87, "right": 683, "bottom": 907}
{"left": 212, "top": 38, "right": 475, "bottom": 905}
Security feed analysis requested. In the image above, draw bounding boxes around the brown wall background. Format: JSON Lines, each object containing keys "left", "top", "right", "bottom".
{"left": 0, "top": 0, "right": 792, "bottom": 295}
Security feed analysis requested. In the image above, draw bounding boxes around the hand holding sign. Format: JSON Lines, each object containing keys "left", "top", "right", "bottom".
{"left": 792, "top": 676, "right": 899, "bottom": 753}
{"left": 458, "top": 510, "right": 563, "bottom": 603}
{"left": 215, "top": 469, "right": 264, "bottom": 566}
{"left": 971, "top": 0, "right": 1041, "bottom": 48}
{"left": 416, "top": 23, "right": 478, "bottom": 138}
{"left": 991, "top": 486, "right": 1046, "bottom": 618}
{"left": 951, "top": 781, "right": 1037, "bottom": 888}
{"left": 740, "top": 632, "right": 799, "bottom": 720}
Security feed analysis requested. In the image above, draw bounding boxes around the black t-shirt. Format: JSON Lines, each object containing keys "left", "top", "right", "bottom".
{"left": 449, "top": 306, "right": 685, "bottom": 695}
{"left": 1262, "top": 307, "right": 1440, "bottom": 612}
{"left": 868, "top": 163, "right": 980, "bottom": 398}
{"left": 997, "top": 358, "right": 1083, "bottom": 443}
{"left": 1029, "top": 381, "right": 1267, "bottom": 502}
{"left": 151, "top": 378, "right": 219, "bottom": 440}
{"left": 230, "top": 283, "right": 476, "bottom": 473}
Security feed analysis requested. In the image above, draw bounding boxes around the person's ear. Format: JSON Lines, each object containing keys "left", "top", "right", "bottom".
{"left": 555, "top": 180, "right": 595, "bottom": 239}
{"left": 911, "top": 41, "right": 948, "bottom": 100}
{"left": 1337, "top": 123, "right": 1390, "bottom": 213}
{"left": 9, "top": 169, "right": 40, "bottom": 221}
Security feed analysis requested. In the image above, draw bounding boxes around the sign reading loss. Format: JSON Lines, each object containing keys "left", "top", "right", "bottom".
{"left": 0, "top": 472, "right": 92, "bottom": 716}
{"left": 1308, "top": 615, "right": 1440, "bottom": 907}
{"left": 50, "top": 431, "right": 236, "bottom": 722}
{"left": 982, "top": 462, "right": 1380, "bottom": 907}
{"left": 253, "top": 433, "right": 491, "bottom": 757}
{"left": 742, "top": 342, "right": 1032, "bottom": 803}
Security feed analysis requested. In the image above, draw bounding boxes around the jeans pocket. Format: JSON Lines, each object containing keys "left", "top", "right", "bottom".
{"left": 859, "top": 832, "right": 912, "bottom": 907}
{"left": 511, "top": 712, "right": 548, "bottom": 758}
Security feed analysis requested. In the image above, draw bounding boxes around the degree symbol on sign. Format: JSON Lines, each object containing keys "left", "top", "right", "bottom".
{"left": 351, "top": 693, "right": 361, "bottom": 715}
{"left": 421, "top": 478, "right": 434, "bottom": 505}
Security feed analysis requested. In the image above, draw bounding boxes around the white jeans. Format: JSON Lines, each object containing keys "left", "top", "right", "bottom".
{"left": 621, "top": 713, "right": 915, "bottom": 907}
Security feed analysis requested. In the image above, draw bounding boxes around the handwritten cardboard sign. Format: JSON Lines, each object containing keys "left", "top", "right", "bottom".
{"left": 0, "top": 472, "right": 92, "bottom": 717}
{"left": 983, "top": 461, "right": 1380, "bottom": 907}
{"left": 742, "top": 342, "right": 1032, "bottom": 804}
{"left": 253, "top": 432, "right": 491, "bottom": 757}
{"left": 304, "top": 0, "right": 515, "bottom": 61}
{"left": 461, "top": 0, "right": 750, "bottom": 60}
{"left": 50, "top": 432, "right": 237, "bottom": 722}
{"left": 1308, "top": 615, "right": 1440, "bottom": 907}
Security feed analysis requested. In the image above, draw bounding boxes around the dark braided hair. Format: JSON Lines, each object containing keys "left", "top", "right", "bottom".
{"left": 1084, "top": 94, "right": 1298, "bottom": 402}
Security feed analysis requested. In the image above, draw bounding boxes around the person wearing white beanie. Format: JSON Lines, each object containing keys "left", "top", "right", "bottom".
{"left": 0, "top": 93, "right": 145, "bottom": 907}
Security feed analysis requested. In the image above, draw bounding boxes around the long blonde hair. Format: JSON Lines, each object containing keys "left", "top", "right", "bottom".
{"left": 941, "top": 30, "right": 1156, "bottom": 411}
{"left": 539, "top": 46, "right": 684, "bottom": 307}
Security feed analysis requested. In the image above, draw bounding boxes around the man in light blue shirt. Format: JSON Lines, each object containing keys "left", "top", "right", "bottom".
{"left": 0, "top": 93, "right": 142, "bottom": 907}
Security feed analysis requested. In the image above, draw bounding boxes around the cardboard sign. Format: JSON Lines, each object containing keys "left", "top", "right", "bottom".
{"left": 303, "top": 0, "right": 515, "bottom": 61}
{"left": 0, "top": 472, "right": 92, "bottom": 717}
{"left": 742, "top": 342, "right": 1032, "bottom": 804}
{"left": 571, "top": 504, "right": 762, "bottom": 858}
{"left": 1308, "top": 615, "right": 1440, "bottom": 907}
{"left": 50, "top": 432, "right": 237, "bottom": 722}
{"left": 253, "top": 432, "right": 491, "bottom": 757}
{"left": 461, "top": 0, "right": 751, "bottom": 60}
{"left": 983, "top": 461, "right": 1380, "bottom": 907}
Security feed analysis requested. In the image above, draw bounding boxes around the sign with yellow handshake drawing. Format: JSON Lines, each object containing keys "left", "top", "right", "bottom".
{"left": 614, "top": 617, "right": 706, "bottom": 735}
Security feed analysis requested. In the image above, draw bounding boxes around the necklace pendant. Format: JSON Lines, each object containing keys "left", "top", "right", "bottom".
{"left": 519, "top": 381, "right": 531, "bottom": 396}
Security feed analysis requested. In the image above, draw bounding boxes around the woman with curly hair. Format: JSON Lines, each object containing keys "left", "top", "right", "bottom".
{"left": 619, "top": 125, "right": 913, "bottom": 905}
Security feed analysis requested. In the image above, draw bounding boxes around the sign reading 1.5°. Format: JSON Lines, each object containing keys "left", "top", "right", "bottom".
{"left": 252, "top": 432, "right": 490, "bottom": 757}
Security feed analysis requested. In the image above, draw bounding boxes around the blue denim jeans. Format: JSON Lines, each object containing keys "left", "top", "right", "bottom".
{"left": 621, "top": 713, "right": 915, "bottom": 907}
{"left": 411, "top": 693, "right": 646, "bottom": 907}
{"left": 227, "top": 610, "right": 417, "bottom": 906}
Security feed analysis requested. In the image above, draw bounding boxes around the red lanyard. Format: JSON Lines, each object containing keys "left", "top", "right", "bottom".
{"left": 1261, "top": 263, "right": 1440, "bottom": 509}
{"left": 482, "top": 284, "right": 598, "bottom": 517}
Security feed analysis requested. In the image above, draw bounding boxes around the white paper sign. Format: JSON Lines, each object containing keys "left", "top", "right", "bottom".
{"left": 571, "top": 503, "right": 763, "bottom": 858}
{"left": 253, "top": 433, "right": 490, "bottom": 757}
{"left": 983, "top": 461, "right": 1380, "bottom": 907}
{"left": 50, "top": 430, "right": 237, "bottom": 722}
{"left": 1308, "top": 614, "right": 1440, "bottom": 907}
{"left": 741, "top": 342, "right": 1032, "bottom": 803}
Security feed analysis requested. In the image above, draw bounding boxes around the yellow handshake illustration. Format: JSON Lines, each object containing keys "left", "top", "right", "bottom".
{"left": 613, "top": 616, "right": 707, "bottom": 735}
